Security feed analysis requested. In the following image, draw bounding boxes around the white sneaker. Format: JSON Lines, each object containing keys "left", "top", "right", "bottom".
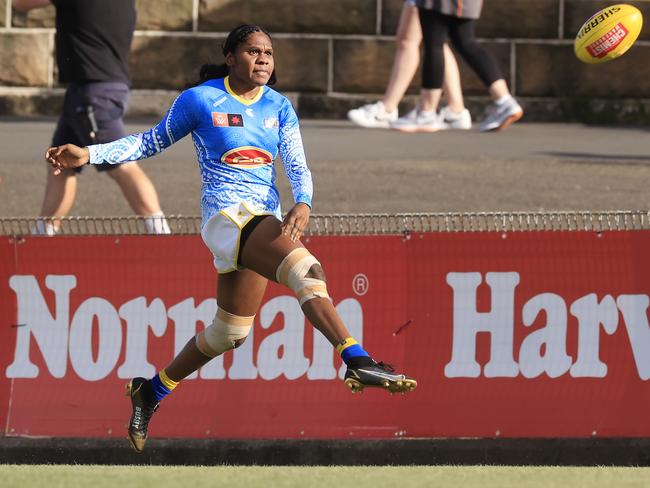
{"left": 440, "top": 106, "right": 472, "bottom": 130}
{"left": 347, "top": 101, "right": 398, "bottom": 129}
{"left": 479, "top": 96, "right": 523, "bottom": 132}
{"left": 390, "top": 109, "right": 443, "bottom": 133}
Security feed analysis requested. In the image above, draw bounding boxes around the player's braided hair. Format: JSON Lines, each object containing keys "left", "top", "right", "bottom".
{"left": 196, "top": 24, "right": 277, "bottom": 86}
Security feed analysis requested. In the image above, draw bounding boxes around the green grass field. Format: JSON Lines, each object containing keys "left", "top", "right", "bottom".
{"left": 2, "top": 465, "right": 650, "bottom": 488}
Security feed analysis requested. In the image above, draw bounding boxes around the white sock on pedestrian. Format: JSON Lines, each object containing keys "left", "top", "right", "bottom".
{"left": 32, "top": 219, "right": 58, "bottom": 236}
{"left": 495, "top": 94, "right": 513, "bottom": 106}
{"left": 144, "top": 212, "right": 171, "bottom": 235}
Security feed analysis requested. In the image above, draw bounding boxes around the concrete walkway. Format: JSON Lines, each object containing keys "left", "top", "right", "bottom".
{"left": 1, "top": 119, "right": 649, "bottom": 218}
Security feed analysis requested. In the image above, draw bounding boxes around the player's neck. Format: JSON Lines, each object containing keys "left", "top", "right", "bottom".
{"left": 226, "top": 76, "right": 262, "bottom": 100}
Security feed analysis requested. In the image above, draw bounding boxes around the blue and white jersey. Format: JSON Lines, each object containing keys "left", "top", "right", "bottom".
{"left": 88, "top": 76, "right": 313, "bottom": 225}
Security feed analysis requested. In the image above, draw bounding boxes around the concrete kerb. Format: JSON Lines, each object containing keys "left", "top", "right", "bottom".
{"left": 2, "top": 437, "right": 650, "bottom": 466}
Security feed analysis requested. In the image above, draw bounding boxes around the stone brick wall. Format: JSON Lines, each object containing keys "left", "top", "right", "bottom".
{"left": 1, "top": 0, "right": 649, "bottom": 123}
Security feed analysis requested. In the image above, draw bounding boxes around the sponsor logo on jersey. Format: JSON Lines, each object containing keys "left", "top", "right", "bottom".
{"left": 221, "top": 146, "right": 273, "bottom": 168}
{"left": 228, "top": 113, "right": 244, "bottom": 127}
{"left": 263, "top": 117, "right": 279, "bottom": 129}
{"left": 245, "top": 108, "right": 254, "bottom": 117}
{"left": 212, "top": 112, "right": 245, "bottom": 127}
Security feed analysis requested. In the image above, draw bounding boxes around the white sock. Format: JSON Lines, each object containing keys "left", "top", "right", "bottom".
{"left": 444, "top": 107, "right": 464, "bottom": 118}
{"left": 379, "top": 101, "right": 397, "bottom": 115}
{"left": 495, "top": 95, "right": 513, "bottom": 106}
{"left": 144, "top": 212, "right": 171, "bottom": 235}
{"left": 32, "top": 220, "right": 58, "bottom": 236}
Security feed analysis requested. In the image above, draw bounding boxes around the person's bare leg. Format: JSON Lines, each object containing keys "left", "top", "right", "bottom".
{"left": 240, "top": 216, "right": 352, "bottom": 347}
{"left": 441, "top": 44, "right": 465, "bottom": 112}
{"left": 39, "top": 167, "right": 78, "bottom": 232}
{"left": 106, "top": 163, "right": 162, "bottom": 216}
{"left": 165, "top": 269, "right": 268, "bottom": 381}
{"left": 416, "top": 43, "right": 462, "bottom": 113}
{"left": 107, "top": 163, "right": 170, "bottom": 233}
{"left": 488, "top": 79, "right": 510, "bottom": 100}
{"left": 418, "top": 88, "right": 443, "bottom": 113}
{"left": 382, "top": 2, "right": 422, "bottom": 113}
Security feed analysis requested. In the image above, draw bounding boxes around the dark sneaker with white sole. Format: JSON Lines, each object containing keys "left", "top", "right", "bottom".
{"left": 344, "top": 360, "right": 417, "bottom": 394}
{"left": 125, "top": 377, "right": 159, "bottom": 453}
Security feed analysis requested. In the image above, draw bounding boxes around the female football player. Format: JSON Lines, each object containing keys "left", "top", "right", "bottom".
{"left": 45, "top": 24, "right": 417, "bottom": 453}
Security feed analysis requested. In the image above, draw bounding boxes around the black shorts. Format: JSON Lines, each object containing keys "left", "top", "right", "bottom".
{"left": 237, "top": 214, "right": 270, "bottom": 266}
{"left": 52, "top": 82, "right": 130, "bottom": 173}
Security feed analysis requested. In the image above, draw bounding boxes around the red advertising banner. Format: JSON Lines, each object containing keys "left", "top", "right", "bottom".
{"left": 1, "top": 231, "right": 650, "bottom": 439}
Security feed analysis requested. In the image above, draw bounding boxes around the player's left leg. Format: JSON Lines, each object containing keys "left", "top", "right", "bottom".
{"left": 240, "top": 215, "right": 417, "bottom": 394}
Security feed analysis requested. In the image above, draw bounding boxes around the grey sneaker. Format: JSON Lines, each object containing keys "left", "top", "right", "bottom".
{"left": 344, "top": 360, "right": 417, "bottom": 394}
{"left": 479, "top": 96, "right": 523, "bottom": 132}
{"left": 440, "top": 106, "right": 472, "bottom": 130}
{"left": 390, "top": 109, "right": 443, "bottom": 133}
{"left": 347, "top": 101, "right": 398, "bottom": 129}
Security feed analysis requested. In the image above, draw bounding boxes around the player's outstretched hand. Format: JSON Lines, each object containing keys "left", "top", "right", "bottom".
{"left": 45, "top": 144, "right": 90, "bottom": 175}
{"left": 281, "top": 202, "right": 311, "bottom": 242}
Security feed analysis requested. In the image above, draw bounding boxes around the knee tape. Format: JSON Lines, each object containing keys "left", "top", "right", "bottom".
{"left": 276, "top": 248, "right": 330, "bottom": 305}
{"left": 196, "top": 307, "right": 254, "bottom": 358}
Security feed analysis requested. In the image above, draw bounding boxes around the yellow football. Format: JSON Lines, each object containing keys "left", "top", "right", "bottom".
{"left": 574, "top": 4, "right": 643, "bottom": 64}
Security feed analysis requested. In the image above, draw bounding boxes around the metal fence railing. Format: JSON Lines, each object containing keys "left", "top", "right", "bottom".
{"left": 2, "top": 211, "right": 650, "bottom": 237}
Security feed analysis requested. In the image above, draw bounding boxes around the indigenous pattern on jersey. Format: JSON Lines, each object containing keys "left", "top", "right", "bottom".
{"left": 88, "top": 76, "right": 313, "bottom": 225}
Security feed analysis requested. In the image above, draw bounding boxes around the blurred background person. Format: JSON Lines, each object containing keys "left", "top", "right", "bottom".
{"left": 402, "top": 0, "right": 523, "bottom": 132}
{"left": 12, "top": 0, "right": 170, "bottom": 235}
{"left": 347, "top": 0, "right": 471, "bottom": 132}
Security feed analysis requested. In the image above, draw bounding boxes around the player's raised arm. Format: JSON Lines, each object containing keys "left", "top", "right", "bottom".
{"left": 45, "top": 144, "right": 90, "bottom": 175}
{"left": 45, "top": 89, "right": 199, "bottom": 175}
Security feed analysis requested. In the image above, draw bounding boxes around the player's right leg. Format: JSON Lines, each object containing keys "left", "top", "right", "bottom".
{"left": 126, "top": 211, "right": 268, "bottom": 453}
{"left": 125, "top": 269, "right": 267, "bottom": 452}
